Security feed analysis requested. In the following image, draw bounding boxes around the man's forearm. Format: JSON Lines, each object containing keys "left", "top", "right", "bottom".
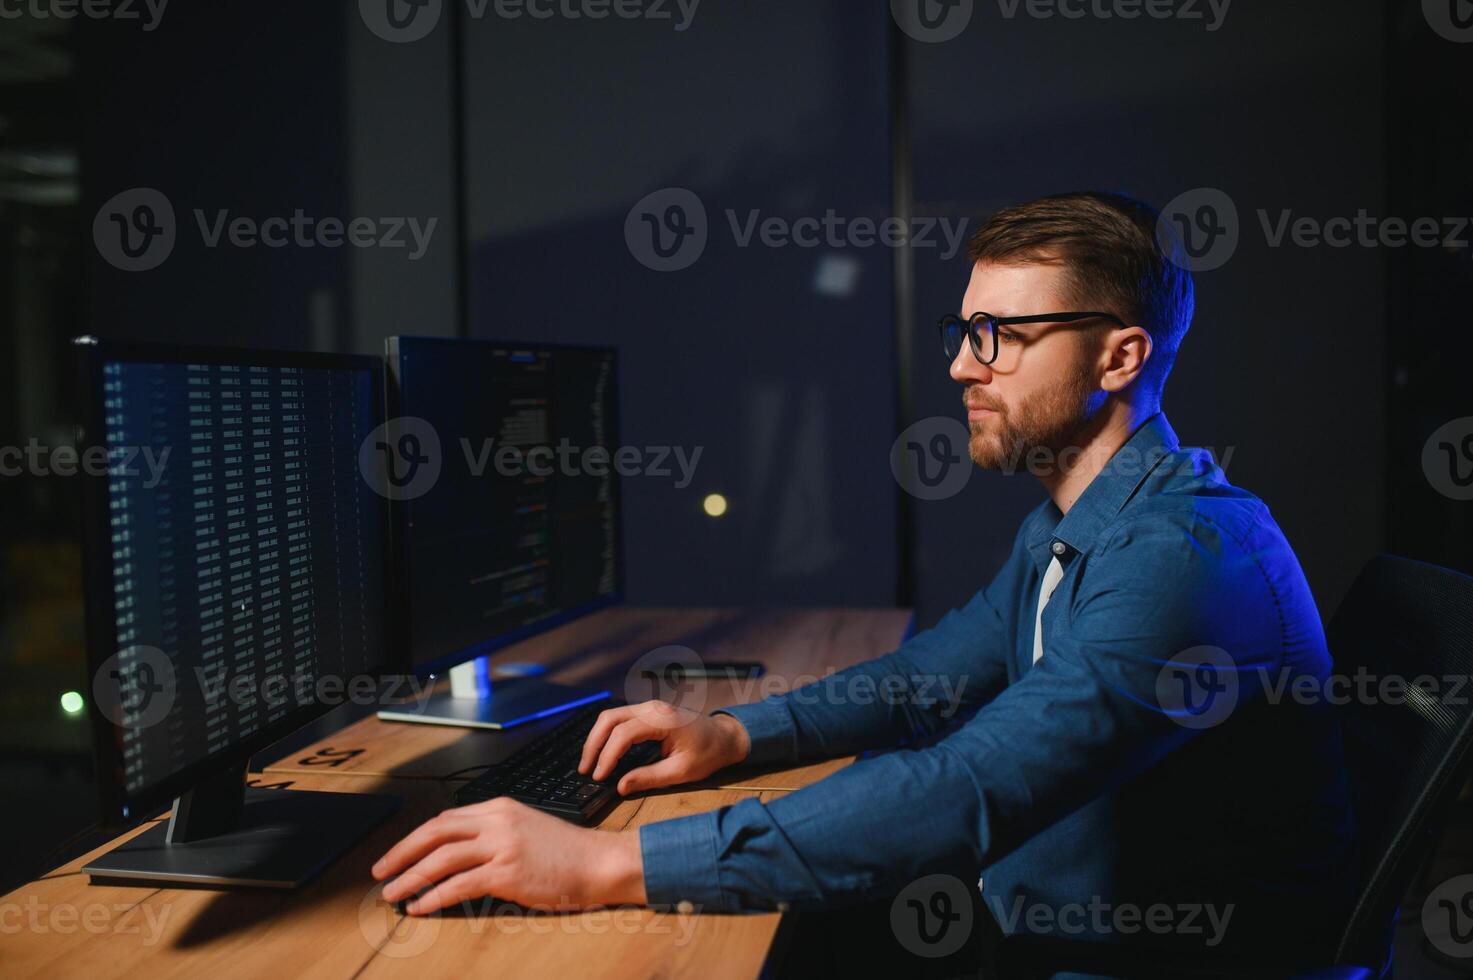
{"left": 598, "top": 829, "right": 649, "bottom": 906}
{"left": 717, "top": 646, "right": 1000, "bottom": 768}
{"left": 715, "top": 595, "right": 1010, "bottom": 768}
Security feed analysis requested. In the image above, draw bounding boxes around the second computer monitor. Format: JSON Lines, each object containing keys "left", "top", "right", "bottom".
{"left": 385, "top": 337, "right": 624, "bottom": 689}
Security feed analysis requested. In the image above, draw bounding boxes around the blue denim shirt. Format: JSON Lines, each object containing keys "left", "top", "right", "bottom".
{"left": 639, "top": 414, "right": 1355, "bottom": 961}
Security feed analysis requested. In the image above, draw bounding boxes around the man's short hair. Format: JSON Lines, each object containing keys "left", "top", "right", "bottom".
{"left": 965, "top": 191, "right": 1195, "bottom": 396}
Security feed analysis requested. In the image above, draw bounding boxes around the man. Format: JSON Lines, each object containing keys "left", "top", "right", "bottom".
{"left": 372, "top": 191, "right": 1356, "bottom": 967}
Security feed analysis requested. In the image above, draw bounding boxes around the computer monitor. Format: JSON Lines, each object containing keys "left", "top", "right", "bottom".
{"left": 75, "top": 337, "right": 399, "bottom": 888}
{"left": 374, "top": 336, "right": 623, "bottom": 729}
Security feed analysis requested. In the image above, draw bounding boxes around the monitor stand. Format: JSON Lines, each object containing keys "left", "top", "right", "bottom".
{"left": 376, "top": 657, "right": 610, "bottom": 730}
{"left": 84, "top": 762, "right": 400, "bottom": 889}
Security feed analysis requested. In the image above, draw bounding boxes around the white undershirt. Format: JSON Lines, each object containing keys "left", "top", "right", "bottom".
{"left": 1032, "top": 555, "right": 1065, "bottom": 665}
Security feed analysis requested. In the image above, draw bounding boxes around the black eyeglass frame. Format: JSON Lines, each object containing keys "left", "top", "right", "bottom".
{"left": 938, "top": 311, "right": 1128, "bottom": 365}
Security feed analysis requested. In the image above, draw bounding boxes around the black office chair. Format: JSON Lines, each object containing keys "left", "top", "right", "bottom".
{"left": 992, "top": 555, "right": 1473, "bottom": 979}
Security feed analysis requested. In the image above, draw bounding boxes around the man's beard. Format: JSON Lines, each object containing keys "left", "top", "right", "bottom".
{"left": 966, "top": 362, "right": 1101, "bottom": 474}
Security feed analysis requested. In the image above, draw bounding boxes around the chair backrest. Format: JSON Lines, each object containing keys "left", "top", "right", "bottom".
{"left": 1328, "top": 555, "right": 1473, "bottom": 967}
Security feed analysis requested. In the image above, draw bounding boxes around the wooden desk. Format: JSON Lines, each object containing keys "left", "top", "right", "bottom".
{"left": 3, "top": 608, "right": 911, "bottom": 979}
{"left": 0, "top": 772, "right": 793, "bottom": 979}
{"left": 265, "top": 607, "right": 913, "bottom": 793}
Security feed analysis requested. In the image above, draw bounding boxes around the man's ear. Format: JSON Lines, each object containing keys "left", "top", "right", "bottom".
{"left": 1099, "top": 327, "right": 1153, "bottom": 393}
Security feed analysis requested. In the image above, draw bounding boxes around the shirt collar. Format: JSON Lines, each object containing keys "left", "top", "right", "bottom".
{"left": 1024, "top": 412, "right": 1181, "bottom": 569}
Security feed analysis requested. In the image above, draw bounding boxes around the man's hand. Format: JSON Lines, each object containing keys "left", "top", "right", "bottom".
{"left": 578, "top": 700, "right": 752, "bottom": 794}
{"left": 372, "top": 797, "right": 646, "bottom": 915}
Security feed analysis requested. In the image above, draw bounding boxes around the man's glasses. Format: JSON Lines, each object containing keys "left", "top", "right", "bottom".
{"left": 939, "top": 311, "right": 1127, "bottom": 365}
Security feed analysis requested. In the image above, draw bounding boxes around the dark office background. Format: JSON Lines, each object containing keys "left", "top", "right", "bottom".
{"left": 1, "top": 0, "right": 1470, "bottom": 968}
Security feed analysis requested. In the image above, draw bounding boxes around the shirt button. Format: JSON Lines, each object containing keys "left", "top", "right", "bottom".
{"left": 1050, "top": 541, "right": 1066, "bottom": 556}
{"left": 676, "top": 900, "right": 695, "bottom": 915}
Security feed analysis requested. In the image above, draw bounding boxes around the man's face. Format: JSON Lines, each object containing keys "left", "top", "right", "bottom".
{"left": 951, "top": 260, "right": 1105, "bottom": 471}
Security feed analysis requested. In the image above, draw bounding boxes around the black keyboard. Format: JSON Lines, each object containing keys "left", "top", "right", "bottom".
{"left": 452, "top": 700, "right": 662, "bottom": 824}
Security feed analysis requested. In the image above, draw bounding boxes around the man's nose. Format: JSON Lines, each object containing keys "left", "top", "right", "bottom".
{"left": 949, "top": 344, "right": 992, "bottom": 385}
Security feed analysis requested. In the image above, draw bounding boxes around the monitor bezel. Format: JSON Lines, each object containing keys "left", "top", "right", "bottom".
{"left": 384, "top": 335, "right": 627, "bottom": 679}
{"left": 75, "top": 337, "right": 391, "bottom": 826}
